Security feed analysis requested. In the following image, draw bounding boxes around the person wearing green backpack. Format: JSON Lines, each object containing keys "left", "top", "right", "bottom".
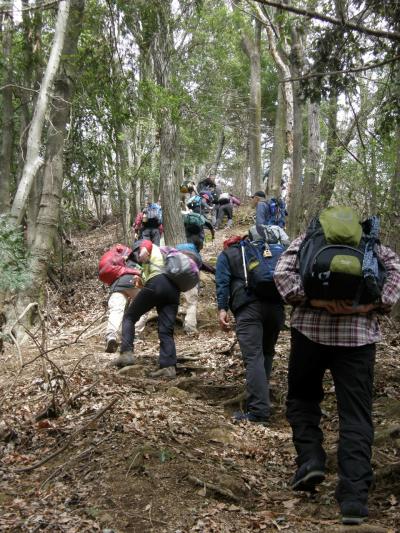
{"left": 274, "top": 206, "right": 400, "bottom": 525}
{"left": 183, "top": 210, "right": 215, "bottom": 251}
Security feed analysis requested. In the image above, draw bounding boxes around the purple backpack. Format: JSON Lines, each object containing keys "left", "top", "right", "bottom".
{"left": 160, "top": 247, "right": 199, "bottom": 291}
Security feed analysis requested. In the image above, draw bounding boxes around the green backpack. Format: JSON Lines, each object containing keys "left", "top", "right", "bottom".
{"left": 299, "top": 206, "right": 386, "bottom": 303}
{"left": 184, "top": 212, "right": 205, "bottom": 235}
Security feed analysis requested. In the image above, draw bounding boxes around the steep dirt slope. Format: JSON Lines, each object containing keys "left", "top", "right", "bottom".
{"left": 0, "top": 219, "right": 399, "bottom": 532}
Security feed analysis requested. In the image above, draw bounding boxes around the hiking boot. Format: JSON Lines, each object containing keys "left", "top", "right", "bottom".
{"left": 232, "top": 411, "right": 269, "bottom": 426}
{"left": 291, "top": 459, "right": 325, "bottom": 492}
{"left": 149, "top": 366, "right": 176, "bottom": 379}
{"left": 340, "top": 501, "right": 368, "bottom": 525}
{"left": 109, "top": 351, "right": 135, "bottom": 369}
{"left": 105, "top": 336, "right": 118, "bottom": 353}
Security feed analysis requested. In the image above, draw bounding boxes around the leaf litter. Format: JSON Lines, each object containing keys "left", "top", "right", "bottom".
{"left": 0, "top": 219, "right": 399, "bottom": 532}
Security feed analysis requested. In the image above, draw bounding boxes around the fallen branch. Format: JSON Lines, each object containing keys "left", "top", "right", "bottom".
{"left": 14, "top": 395, "right": 120, "bottom": 473}
{"left": 187, "top": 474, "right": 240, "bottom": 502}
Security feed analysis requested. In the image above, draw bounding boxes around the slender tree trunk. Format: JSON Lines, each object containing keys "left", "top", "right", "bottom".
{"left": 301, "top": 101, "right": 320, "bottom": 225}
{"left": 269, "top": 85, "right": 286, "bottom": 197}
{"left": 212, "top": 127, "right": 225, "bottom": 176}
{"left": 256, "top": 4, "right": 294, "bottom": 201}
{"left": 0, "top": 7, "right": 13, "bottom": 213}
{"left": 287, "top": 25, "right": 304, "bottom": 238}
{"left": 389, "top": 121, "right": 400, "bottom": 253}
{"left": 10, "top": 0, "right": 71, "bottom": 227}
{"left": 242, "top": 19, "right": 262, "bottom": 192}
{"left": 8, "top": 0, "right": 84, "bottom": 341}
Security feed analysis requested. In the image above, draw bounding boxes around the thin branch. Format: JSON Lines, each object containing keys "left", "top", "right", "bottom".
{"left": 0, "top": 0, "right": 60, "bottom": 15}
{"left": 253, "top": 0, "right": 400, "bottom": 42}
{"left": 14, "top": 396, "right": 120, "bottom": 473}
{"left": 280, "top": 55, "right": 400, "bottom": 83}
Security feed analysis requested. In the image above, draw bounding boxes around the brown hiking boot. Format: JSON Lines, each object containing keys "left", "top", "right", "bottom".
{"left": 109, "top": 351, "right": 135, "bottom": 369}
{"left": 149, "top": 366, "right": 176, "bottom": 379}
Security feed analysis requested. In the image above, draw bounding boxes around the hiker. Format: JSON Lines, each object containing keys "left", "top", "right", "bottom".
{"left": 274, "top": 206, "right": 400, "bottom": 525}
{"left": 133, "top": 201, "right": 163, "bottom": 245}
{"left": 103, "top": 254, "right": 142, "bottom": 354}
{"left": 186, "top": 191, "right": 212, "bottom": 216}
{"left": 215, "top": 192, "right": 233, "bottom": 230}
{"left": 215, "top": 230, "right": 285, "bottom": 424}
{"left": 251, "top": 191, "right": 287, "bottom": 230}
{"left": 111, "top": 240, "right": 180, "bottom": 378}
{"left": 183, "top": 210, "right": 215, "bottom": 252}
{"left": 198, "top": 176, "right": 221, "bottom": 225}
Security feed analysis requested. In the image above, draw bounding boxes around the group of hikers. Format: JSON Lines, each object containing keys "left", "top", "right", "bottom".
{"left": 98, "top": 179, "right": 400, "bottom": 526}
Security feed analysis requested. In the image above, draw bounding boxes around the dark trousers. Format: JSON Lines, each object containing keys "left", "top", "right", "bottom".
{"left": 235, "top": 300, "right": 284, "bottom": 418}
{"left": 216, "top": 203, "right": 233, "bottom": 229}
{"left": 186, "top": 231, "right": 204, "bottom": 252}
{"left": 141, "top": 227, "right": 161, "bottom": 245}
{"left": 120, "top": 274, "right": 180, "bottom": 368}
{"left": 287, "top": 328, "right": 375, "bottom": 505}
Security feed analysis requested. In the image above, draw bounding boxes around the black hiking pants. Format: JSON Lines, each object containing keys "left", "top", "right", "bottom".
{"left": 235, "top": 300, "right": 285, "bottom": 419}
{"left": 287, "top": 328, "right": 375, "bottom": 505}
{"left": 215, "top": 203, "right": 233, "bottom": 229}
{"left": 120, "top": 274, "right": 180, "bottom": 368}
{"left": 141, "top": 227, "right": 161, "bottom": 245}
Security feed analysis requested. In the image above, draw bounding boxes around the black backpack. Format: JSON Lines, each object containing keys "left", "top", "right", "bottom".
{"left": 299, "top": 207, "right": 386, "bottom": 304}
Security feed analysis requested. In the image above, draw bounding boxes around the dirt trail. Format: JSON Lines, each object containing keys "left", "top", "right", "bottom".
{"left": 0, "top": 220, "right": 399, "bottom": 532}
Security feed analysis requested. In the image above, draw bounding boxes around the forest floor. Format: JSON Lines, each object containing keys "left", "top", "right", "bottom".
{"left": 1, "top": 215, "right": 400, "bottom": 533}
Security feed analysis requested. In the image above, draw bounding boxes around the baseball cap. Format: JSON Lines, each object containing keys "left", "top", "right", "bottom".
{"left": 251, "top": 191, "right": 266, "bottom": 198}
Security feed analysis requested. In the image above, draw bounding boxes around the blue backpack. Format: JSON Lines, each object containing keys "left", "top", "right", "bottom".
{"left": 241, "top": 239, "right": 284, "bottom": 301}
{"left": 266, "top": 198, "right": 286, "bottom": 228}
{"left": 187, "top": 195, "right": 202, "bottom": 210}
{"left": 143, "top": 203, "right": 162, "bottom": 227}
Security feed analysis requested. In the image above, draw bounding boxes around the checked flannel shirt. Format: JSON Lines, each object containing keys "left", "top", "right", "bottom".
{"left": 274, "top": 236, "right": 400, "bottom": 346}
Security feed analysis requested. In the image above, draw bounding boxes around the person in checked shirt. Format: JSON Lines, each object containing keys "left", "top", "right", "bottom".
{"left": 274, "top": 229, "right": 400, "bottom": 525}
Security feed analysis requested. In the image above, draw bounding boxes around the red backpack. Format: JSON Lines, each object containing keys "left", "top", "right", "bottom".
{"left": 98, "top": 244, "right": 141, "bottom": 286}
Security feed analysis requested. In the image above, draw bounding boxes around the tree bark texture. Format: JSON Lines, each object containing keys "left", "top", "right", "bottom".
{"left": 255, "top": 4, "right": 294, "bottom": 201}
{"left": 242, "top": 20, "right": 262, "bottom": 193}
{"left": 268, "top": 85, "right": 286, "bottom": 197}
{"left": 13, "top": 0, "right": 85, "bottom": 336}
{"left": 0, "top": 9, "right": 13, "bottom": 213}
{"left": 151, "top": 0, "right": 185, "bottom": 245}
{"left": 10, "top": 0, "right": 71, "bottom": 227}
{"left": 286, "top": 25, "right": 304, "bottom": 238}
{"left": 301, "top": 101, "right": 320, "bottom": 226}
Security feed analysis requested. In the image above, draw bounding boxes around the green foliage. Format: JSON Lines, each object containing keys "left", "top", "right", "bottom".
{"left": 0, "top": 217, "right": 30, "bottom": 292}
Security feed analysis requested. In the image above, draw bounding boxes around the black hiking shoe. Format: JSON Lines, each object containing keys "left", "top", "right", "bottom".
{"left": 105, "top": 336, "right": 118, "bottom": 353}
{"left": 291, "top": 459, "right": 325, "bottom": 492}
{"left": 232, "top": 411, "right": 269, "bottom": 426}
{"left": 340, "top": 501, "right": 368, "bottom": 525}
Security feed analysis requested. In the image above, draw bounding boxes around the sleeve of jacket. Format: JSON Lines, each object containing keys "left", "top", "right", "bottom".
{"left": 377, "top": 244, "right": 400, "bottom": 310}
{"left": 274, "top": 236, "right": 307, "bottom": 304}
{"left": 216, "top": 252, "right": 232, "bottom": 310}
{"left": 255, "top": 202, "right": 267, "bottom": 228}
{"left": 204, "top": 219, "right": 215, "bottom": 238}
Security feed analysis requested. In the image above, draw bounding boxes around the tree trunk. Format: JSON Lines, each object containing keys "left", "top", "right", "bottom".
{"left": 0, "top": 8, "right": 13, "bottom": 214}
{"left": 9, "top": 0, "right": 84, "bottom": 340}
{"left": 256, "top": 4, "right": 294, "bottom": 202}
{"left": 286, "top": 25, "right": 304, "bottom": 238}
{"left": 212, "top": 127, "right": 225, "bottom": 176}
{"left": 151, "top": 0, "right": 185, "bottom": 245}
{"left": 242, "top": 20, "right": 262, "bottom": 193}
{"left": 269, "top": 84, "right": 286, "bottom": 197}
{"left": 389, "top": 121, "right": 400, "bottom": 253}
{"left": 301, "top": 101, "right": 320, "bottom": 226}
{"left": 10, "top": 0, "right": 71, "bottom": 227}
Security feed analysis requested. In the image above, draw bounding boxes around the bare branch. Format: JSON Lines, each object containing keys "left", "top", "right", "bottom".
{"left": 253, "top": 0, "right": 400, "bottom": 42}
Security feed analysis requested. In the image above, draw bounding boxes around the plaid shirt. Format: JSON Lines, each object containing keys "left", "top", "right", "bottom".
{"left": 274, "top": 236, "right": 400, "bottom": 346}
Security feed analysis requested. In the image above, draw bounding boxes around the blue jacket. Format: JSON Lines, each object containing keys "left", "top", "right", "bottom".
{"left": 216, "top": 244, "right": 257, "bottom": 312}
{"left": 256, "top": 199, "right": 287, "bottom": 229}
